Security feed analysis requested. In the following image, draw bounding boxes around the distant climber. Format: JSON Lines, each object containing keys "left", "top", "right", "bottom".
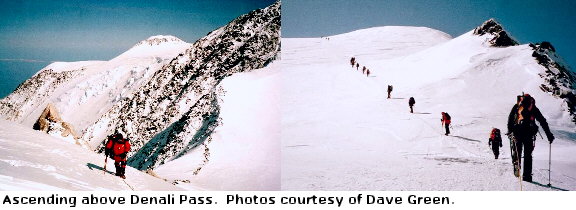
{"left": 489, "top": 128, "right": 503, "bottom": 159}
{"left": 356, "top": 63, "right": 359, "bottom": 70}
{"left": 366, "top": 69, "right": 370, "bottom": 77}
{"left": 387, "top": 85, "right": 393, "bottom": 99}
{"left": 105, "top": 132, "right": 131, "bottom": 179}
{"left": 362, "top": 66, "right": 366, "bottom": 74}
{"left": 408, "top": 97, "right": 415, "bottom": 113}
{"left": 506, "top": 94, "right": 554, "bottom": 182}
{"left": 350, "top": 57, "right": 356, "bottom": 67}
{"left": 441, "top": 112, "right": 451, "bottom": 135}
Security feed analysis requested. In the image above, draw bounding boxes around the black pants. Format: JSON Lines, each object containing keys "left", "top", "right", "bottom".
{"left": 114, "top": 161, "right": 127, "bottom": 176}
{"left": 409, "top": 105, "right": 413, "bottom": 113}
{"left": 514, "top": 135, "right": 535, "bottom": 179}
{"left": 444, "top": 123, "right": 450, "bottom": 135}
{"left": 491, "top": 143, "right": 500, "bottom": 159}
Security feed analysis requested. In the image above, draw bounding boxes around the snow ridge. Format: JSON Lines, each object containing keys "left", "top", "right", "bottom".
{"left": 81, "top": 0, "right": 281, "bottom": 171}
{"left": 0, "top": 68, "right": 84, "bottom": 121}
{"left": 134, "top": 35, "right": 186, "bottom": 47}
{"left": 530, "top": 42, "right": 576, "bottom": 122}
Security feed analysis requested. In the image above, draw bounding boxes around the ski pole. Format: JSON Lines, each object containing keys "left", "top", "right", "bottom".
{"left": 103, "top": 155, "right": 108, "bottom": 175}
{"left": 548, "top": 142, "right": 551, "bottom": 187}
{"left": 537, "top": 130, "right": 544, "bottom": 140}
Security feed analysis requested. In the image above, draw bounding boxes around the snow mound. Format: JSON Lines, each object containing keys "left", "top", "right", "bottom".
{"left": 282, "top": 26, "right": 452, "bottom": 66}
{"left": 113, "top": 35, "right": 191, "bottom": 60}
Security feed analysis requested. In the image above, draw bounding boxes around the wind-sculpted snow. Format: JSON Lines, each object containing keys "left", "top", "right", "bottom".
{"left": 83, "top": 1, "right": 280, "bottom": 171}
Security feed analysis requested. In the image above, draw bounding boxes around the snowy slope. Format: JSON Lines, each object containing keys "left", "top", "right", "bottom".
{"left": 0, "top": 120, "right": 182, "bottom": 190}
{"left": 155, "top": 62, "right": 281, "bottom": 190}
{"left": 281, "top": 21, "right": 576, "bottom": 190}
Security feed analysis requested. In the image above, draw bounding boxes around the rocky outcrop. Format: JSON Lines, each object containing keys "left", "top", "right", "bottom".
{"left": 473, "top": 19, "right": 518, "bottom": 47}
{"left": 33, "top": 103, "right": 81, "bottom": 144}
{"left": 530, "top": 42, "right": 576, "bottom": 123}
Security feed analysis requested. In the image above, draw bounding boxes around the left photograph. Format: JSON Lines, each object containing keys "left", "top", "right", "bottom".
{"left": 0, "top": 0, "right": 280, "bottom": 190}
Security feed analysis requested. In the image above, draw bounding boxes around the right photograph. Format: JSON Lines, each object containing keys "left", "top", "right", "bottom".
{"left": 281, "top": 0, "right": 576, "bottom": 190}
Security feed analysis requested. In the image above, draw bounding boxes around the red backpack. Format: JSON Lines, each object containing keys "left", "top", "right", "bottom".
{"left": 490, "top": 128, "right": 501, "bottom": 141}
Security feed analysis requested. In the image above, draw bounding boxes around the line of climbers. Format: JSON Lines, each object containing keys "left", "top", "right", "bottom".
{"left": 352, "top": 55, "right": 555, "bottom": 183}
{"left": 350, "top": 57, "right": 370, "bottom": 77}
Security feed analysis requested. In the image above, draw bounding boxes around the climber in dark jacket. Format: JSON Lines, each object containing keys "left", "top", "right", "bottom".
{"left": 506, "top": 94, "right": 554, "bottom": 182}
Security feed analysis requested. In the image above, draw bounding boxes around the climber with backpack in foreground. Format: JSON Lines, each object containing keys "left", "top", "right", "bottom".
{"left": 489, "top": 128, "right": 503, "bottom": 159}
{"left": 506, "top": 93, "right": 554, "bottom": 182}
{"left": 441, "top": 112, "right": 451, "bottom": 135}
{"left": 408, "top": 97, "right": 415, "bottom": 113}
{"left": 105, "top": 132, "right": 131, "bottom": 179}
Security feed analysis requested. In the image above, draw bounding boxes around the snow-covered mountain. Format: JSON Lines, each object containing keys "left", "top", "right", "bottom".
{"left": 80, "top": 0, "right": 280, "bottom": 172}
{"left": 0, "top": 34, "right": 191, "bottom": 134}
{"left": 0, "top": 0, "right": 280, "bottom": 190}
{"left": 281, "top": 19, "right": 576, "bottom": 190}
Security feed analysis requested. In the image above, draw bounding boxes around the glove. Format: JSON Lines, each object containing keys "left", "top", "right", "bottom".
{"left": 104, "top": 149, "right": 111, "bottom": 157}
{"left": 547, "top": 132, "right": 554, "bottom": 143}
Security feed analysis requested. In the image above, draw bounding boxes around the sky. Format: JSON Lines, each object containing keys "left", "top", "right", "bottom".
{"left": 283, "top": 0, "right": 576, "bottom": 71}
{"left": 0, "top": 0, "right": 276, "bottom": 98}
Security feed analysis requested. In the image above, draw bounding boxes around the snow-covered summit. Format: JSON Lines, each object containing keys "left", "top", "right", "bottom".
{"left": 114, "top": 35, "right": 191, "bottom": 60}
{"left": 134, "top": 35, "right": 186, "bottom": 47}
